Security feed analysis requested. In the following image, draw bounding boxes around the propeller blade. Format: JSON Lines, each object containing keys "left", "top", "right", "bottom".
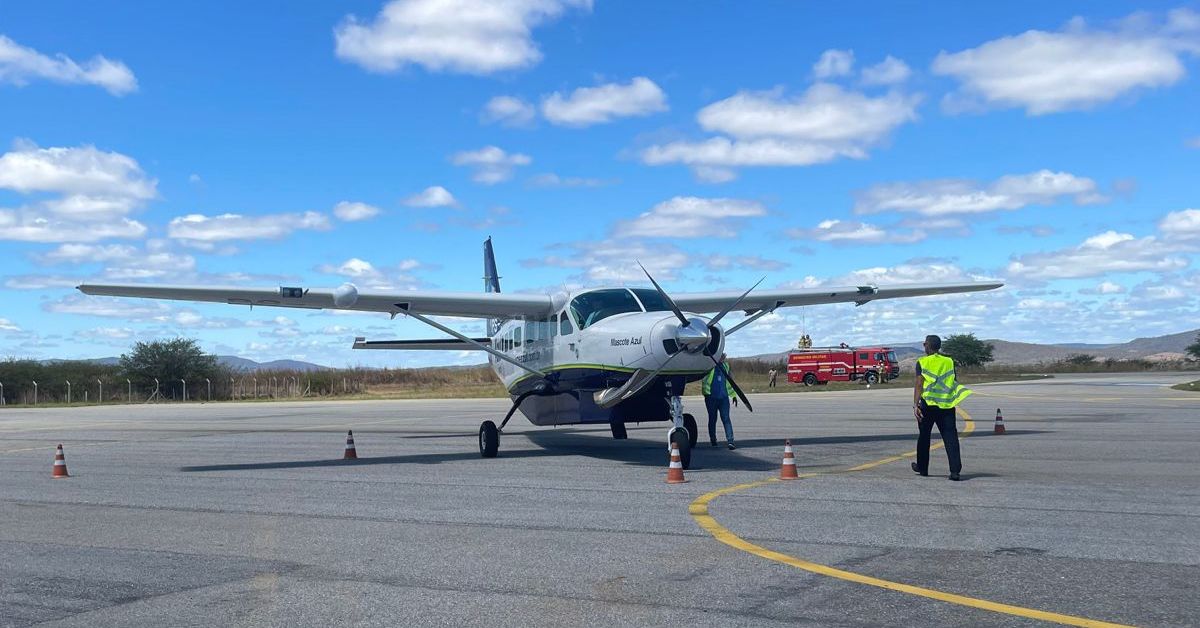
{"left": 711, "top": 355, "right": 753, "bottom": 412}
{"left": 707, "top": 276, "right": 765, "bottom": 328}
{"left": 638, "top": 261, "right": 689, "bottom": 326}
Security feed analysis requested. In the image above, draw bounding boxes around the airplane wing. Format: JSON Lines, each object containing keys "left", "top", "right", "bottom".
{"left": 352, "top": 337, "right": 491, "bottom": 350}
{"left": 671, "top": 281, "right": 1003, "bottom": 314}
{"left": 76, "top": 283, "right": 553, "bottom": 319}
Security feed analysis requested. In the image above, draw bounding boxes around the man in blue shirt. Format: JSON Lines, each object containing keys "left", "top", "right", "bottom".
{"left": 702, "top": 353, "right": 736, "bottom": 450}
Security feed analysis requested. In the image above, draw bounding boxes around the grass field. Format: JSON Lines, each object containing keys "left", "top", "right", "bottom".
{"left": 1171, "top": 379, "right": 1200, "bottom": 392}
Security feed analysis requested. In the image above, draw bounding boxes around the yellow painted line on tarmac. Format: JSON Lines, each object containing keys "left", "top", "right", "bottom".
{"left": 689, "top": 409, "right": 1136, "bottom": 628}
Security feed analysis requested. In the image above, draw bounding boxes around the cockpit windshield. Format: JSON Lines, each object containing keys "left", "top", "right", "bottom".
{"left": 569, "top": 289, "right": 643, "bottom": 329}
{"left": 630, "top": 288, "right": 671, "bottom": 313}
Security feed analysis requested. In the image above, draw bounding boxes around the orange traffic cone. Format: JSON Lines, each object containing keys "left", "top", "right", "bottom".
{"left": 994, "top": 408, "right": 1006, "bottom": 435}
{"left": 52, "top": 444, "right": 70, "bottom": 478}
{"left": 666, "top": 445, "right": 687, "bottom": 484}
{"left": 344, "top": 430, "right": 358, "bottom": 459}
{"left": 780, "top": 439, "right": 799, "bottom": 480}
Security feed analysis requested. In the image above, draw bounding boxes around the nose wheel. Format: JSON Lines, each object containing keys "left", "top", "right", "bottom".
{"left": 479, "top": 420, "right": 499, "bottom": 458}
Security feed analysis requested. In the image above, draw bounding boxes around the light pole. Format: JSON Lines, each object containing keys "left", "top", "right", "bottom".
{"left": 253, "top": 378, "right": 257, "bottom": 398}
{"left": 127, "top": 379, "right": 132, "bottom": 403}
{"left": 152, "top": 378, "right": 159, "bottom": 402}
{"left": 180, "top": 379, "right": 187, "bottom": 402}
{"left": 97, "top": 379, "right": 103, "bottom": 405}
{"left": 66, "top": 380, "right": 71, "bottom": 404}
{"left": 0, "top": 381, "right": 4, "bottom": 406}
{"left": 206, "top": 378, "right": 211, "bottom": 402}
{"left": 271, "top": 377, "right": 277, "bottom": 397}
{"left": 32, "top": 380, "right": 38, "bottom": 405}
{"left": 229, "top": 377, "right": 235, "bottom": 400}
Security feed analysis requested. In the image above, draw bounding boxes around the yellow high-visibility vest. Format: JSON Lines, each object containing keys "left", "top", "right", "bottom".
{"left": 918, "top": 353, "right": 972, "bottom": 408}
{"left": 702, "top": 363, "right": 734, "bottom": 397}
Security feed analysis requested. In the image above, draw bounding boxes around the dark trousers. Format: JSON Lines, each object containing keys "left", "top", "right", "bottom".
{"left": 705, "top": 395, "right": 733, "bottom": 444}
{"left": 916, "top": 402, "right": 962, "bottom": 474}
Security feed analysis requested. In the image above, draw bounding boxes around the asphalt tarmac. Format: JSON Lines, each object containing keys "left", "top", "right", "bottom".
{"left": 1, "top": 372, "right": 1197, "bottom": 627}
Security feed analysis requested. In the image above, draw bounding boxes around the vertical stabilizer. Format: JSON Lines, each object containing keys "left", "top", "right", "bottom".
{"left": 484, "top": 237, "right": 502, "bottom": 336}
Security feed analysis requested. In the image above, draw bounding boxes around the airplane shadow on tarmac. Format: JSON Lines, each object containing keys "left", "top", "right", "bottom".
{"left": 179, "top": 427, "right": 1049, "bottom": 473}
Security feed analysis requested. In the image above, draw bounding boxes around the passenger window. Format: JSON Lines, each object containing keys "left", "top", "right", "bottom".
{"left": 549, "top": 315, "right": 557, "bottom": 337}
{"left": 514, "top": 327, "right": 522, "bottom": 348}
{"left": 560, "top": 312, "right": 572, "bottom": 336}
{"left": 858, "top": 352, "right": 869, "bottom": 360}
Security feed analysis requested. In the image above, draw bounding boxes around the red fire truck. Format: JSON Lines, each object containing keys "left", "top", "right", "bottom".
{"left": 787, "top": 346, "right": 900, "bottom": 386}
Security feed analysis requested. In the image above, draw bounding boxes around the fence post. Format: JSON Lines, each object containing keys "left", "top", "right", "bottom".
{"left": 66, "top": 380, "right": 71, "bottom": 404}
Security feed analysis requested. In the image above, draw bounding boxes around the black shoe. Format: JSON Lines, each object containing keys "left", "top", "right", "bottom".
{"left": 711, "top": 440, "right": 718, "bottom": 447}
{"left": 911, "top": 462, "right": 927, "bottom": 476}
{"left": 949, "top": 472, "right": 961, "bottom": 481}
{"left": 727, "top": 443, "right": 736, "bottom": 450}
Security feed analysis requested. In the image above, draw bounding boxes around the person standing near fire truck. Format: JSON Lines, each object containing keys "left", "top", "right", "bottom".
{"left": 912, "top": 334, "right": 972, "bottom": 480}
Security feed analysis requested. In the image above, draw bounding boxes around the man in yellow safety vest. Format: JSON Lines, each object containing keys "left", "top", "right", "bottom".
{"left": 702, "top": 353, "right": 736, "bottom": 450}
{"left": 912, "top": 334, "right": 971, "bottom": 480}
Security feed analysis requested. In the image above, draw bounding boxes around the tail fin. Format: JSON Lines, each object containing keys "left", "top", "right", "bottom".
{"left": 484, "top": 237, "right": 502, "bottom": 336}
{"left": 483, "top": 236, "right": 501, "bottom": 294}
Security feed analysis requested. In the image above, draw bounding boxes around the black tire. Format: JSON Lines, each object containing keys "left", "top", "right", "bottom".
{"left": 670, "top": 427, "right": 692, "bottom": 470}
{"left": 479, "top": 420, "right": 499, "bottom": 458}
{"left": 865, "top": 371, "right": 878, "bottom": 385}
{"left": 610, "top": 421, "right": 628, "bottom": 440}
{"left": 682, "top": 413, "right": 698, "bottom": 448}
{"left": 803, "top": 373, "right": 817, "bottom": 387}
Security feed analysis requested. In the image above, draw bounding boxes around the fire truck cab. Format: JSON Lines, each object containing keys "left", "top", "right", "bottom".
{"left": 787, "top": 346, "right": 900, "bottom": 386}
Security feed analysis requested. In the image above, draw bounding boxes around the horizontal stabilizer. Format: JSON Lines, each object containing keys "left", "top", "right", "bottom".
{"left": 353, "top": 337, "right": 492, "bottom": 351}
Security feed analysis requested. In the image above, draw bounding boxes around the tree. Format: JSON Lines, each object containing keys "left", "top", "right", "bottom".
{"left": 1187, "top": 333, "right": 1200, "bottom": 362}
{"left": 941, "top": 333, "right": 995, "bottom": 370}
{"left": 120, "top": 338, "right": 221, "bottom": 399}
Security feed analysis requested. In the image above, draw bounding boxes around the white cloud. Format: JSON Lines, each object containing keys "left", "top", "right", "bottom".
{"left": 527, "top": 173, "right": 611, "bottom": 188}
{"left": 612, "top": 196, "right": 766, "bottom": 239}
{"left": 933, "top": 10, "right": 1200, "bottom": 115}
{"left": 188, "top": 173, "right": 202, "bottom": 184}
{"left": 333, "top": 0, "right": 590, "bottom": 75}
{"left": 0, "top": 141, "right": 157, "bottom": 218}
{"left": 0, "top": 35, "right": 137, "bottom": 95}
{"left": 854, "top": 170, "right": 1103, "bottom": 216}
{"left": 42, "top": 294, "right": 172, "bottom": 319}
{"left": 481, "top": 95, "right": 536, "bottom": 126}
{"left": 1132, "top": 282, "right": 1187, "bottom": 302}
{"left": 813, "top": 49, "right": 855, "bottom": 78}
{"left": 861, "top": 56, "right": 912, "bottom": 85}
{"left": 541, "top": 77, "right": 668, "bottom": 127}
{"left": 450, "top": 146, "right": 531, "bottom": 184}
{"left": 1188, "top": 136, "right": 1200, "bottom": 149}
{"left": 641, "top": 83, "right": 920, "bottom": 180}
{"left": 316, "top": 257, "right": 424, "bottom": 289}
{"left": 77, "top": 327, "right": 134, "bottom": 340}
{"left": 1159, "top": 208, "right": 1200, "bottom": 240}
{"left": 0, "top": 211, "right": 147, "bottom": 242}
{"left": 700, "top": 255, "right": 788, "bottom": 272}
{"left": 0, "top": 317, "right": 20, "bottom": 332}
{"left": 787, "top": 219, "right": 925, "bottom": 244}
{"left": 4, "top": 274, "right": 85, "bottom": 290}
{"left": 1007, "top": 230, "right": 1190, "bottom": 279}
{"left": 333, "top": 201, "right": 382, "bottom": 221}
{"left": 1097, "top": 281, "right": 1126, "bottom": 294}
{"left": 167, "top": 211, "right": 331, "bottom": 243}
{"left": 521, "top": 239, "right": 692, "bottom": 283}
{"left": 402, "top": 185, "right": 457, "bottom": 207}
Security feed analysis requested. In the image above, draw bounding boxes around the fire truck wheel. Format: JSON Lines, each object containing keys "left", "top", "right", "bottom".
{"left": 803, "top": 373, "right": 817, "bottom": 387}
{"left": 865, "top": 371, "right": 879, "bottom": 385}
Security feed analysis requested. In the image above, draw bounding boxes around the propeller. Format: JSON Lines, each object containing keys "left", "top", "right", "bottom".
{"left": 637, "top": 261, "right": 756, "bottom": 412}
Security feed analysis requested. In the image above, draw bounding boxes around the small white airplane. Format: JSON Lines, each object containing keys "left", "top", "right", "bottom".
{"left": 78, "top": 238, "right": 1002, "bottom": 468}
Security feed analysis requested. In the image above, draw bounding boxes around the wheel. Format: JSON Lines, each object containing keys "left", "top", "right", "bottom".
{"left": 864, "top": 371, "right": 878, "bottom": 385}
{"left": 682, "top": 413, "right": 698, "bottom": 448}
{"left": 803, "top": 373, "right": 817, "bottom": 387}
{"left": 610, "top": 421, "right": 628, "bottom": 440}
{"left": 670, "top": 427, "right": 692, "bottom": 470}
{"left": 479, "top": 420, "right": 499, "bottom": 458}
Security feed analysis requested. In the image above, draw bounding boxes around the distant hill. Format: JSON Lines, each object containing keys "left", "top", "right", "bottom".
{"left": 43, "top": 355, "right": 329, "bottom": 372}
{"left": 743, "top": 328, "right": 1199, "bottom": 366}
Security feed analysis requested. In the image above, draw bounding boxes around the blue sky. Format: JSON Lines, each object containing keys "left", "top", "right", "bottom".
{"left": 2, "top": 1, "right": 1199, "bottom": 366}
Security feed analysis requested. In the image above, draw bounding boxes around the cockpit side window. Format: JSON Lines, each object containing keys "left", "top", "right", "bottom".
{"left": 569, "top": 289, "right": 643, "bottom": 330}
{"left": 630, "top": 288, "right": 670, "bottom": 313}
{"left": 559, "top": 312, "right": 572, "bottom": 336}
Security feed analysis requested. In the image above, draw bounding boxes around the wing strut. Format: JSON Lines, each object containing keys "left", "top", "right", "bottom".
{"left": 724, "top": 300, "right": 785, "bottom": 336}
{"left": 395, "top": 304, "right": 547, "bottom": 379}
